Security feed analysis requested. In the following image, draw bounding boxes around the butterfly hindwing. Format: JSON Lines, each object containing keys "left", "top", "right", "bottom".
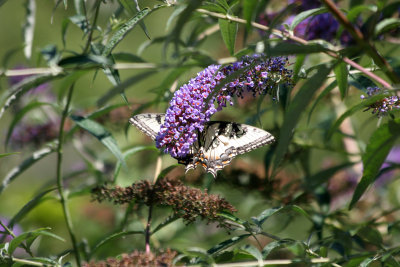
{"left": 129, "top": 113, "right": 164, "bottom": 140}
{"left": 129, "top": 113, "right": 275, "bottom": 177}
{"left": 191, "top": 122, "right": 275, "bottom": 177}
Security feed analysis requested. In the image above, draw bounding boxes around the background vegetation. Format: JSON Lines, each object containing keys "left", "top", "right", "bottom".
{"left": 0, "top": 0, "right": 400, "bottom": 266}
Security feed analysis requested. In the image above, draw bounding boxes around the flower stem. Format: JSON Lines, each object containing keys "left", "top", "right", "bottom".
{"left": 56, "top": 83, "right": 82, "bottom": 267}
{"left": 145, "top": 204, "right": 153, "bottom": 254}
{"left": 195, "top": 8, "right": 393, "bottom": 89}
{"left": 321, "top": 0, "right": 400, "bottom": 85}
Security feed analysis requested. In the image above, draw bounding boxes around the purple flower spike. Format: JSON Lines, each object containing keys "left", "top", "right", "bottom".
{"left": 156, "top": 55, "right": 292, "bottom": 158}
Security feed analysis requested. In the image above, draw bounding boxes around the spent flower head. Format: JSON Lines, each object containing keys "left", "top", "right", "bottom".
{"left": 360, "top": 87, "right": 400, "bottom": 116}
{"left": 92, "top": 177, "right": 236, "bottom": 228}
{"left": 83, "top": 249, "right": 177, "bottom": 267}
{"left": 156, "top": 55, "right": 292, "bottom": 158}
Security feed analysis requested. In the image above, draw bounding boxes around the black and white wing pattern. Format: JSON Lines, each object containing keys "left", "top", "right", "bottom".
{"left": 129, "top": 113, "right": 275, "bottom": 177}
{"left": 183, "top": 121, "right": 275, "bottom": 177}
{"left": 129, "top": 113, "right": 164, "bottom": 140}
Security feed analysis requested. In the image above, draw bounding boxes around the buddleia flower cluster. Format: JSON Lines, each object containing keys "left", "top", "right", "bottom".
{"left": 92, "top": 177, "right": 236, "bottom": 228}
{"left": 360, "top": 87, "right": 400, "bottom": 116}
{"left": 155, "top": 55, "right": 292, "bottom": 158}
{"left": 83, "top": 249, "right": 177, "bottom": 267}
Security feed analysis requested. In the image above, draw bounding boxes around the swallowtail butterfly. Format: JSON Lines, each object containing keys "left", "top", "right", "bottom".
{"left": 129, "top": 113, "right": 275, "bottom": 177}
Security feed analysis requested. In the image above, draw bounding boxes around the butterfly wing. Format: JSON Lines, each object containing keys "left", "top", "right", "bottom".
{"left": 129, "top": 113, "right": 165, "bottom": 140}
{"left": 187, "top": 122, "right": 275, "bottom": 177}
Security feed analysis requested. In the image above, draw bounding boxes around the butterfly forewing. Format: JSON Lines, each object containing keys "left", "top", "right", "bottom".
{"left": 197, "top": 122, "right": 275, "bottom": 176}
{"left": 129, "top": 113, "right": 275, "bottom": 177}
{"left": 129, "top": 113, "right": 164, "bottom": 140}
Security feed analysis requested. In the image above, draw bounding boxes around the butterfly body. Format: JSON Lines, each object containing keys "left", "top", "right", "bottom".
{"left": 129, "top": 113, "right": 275, "bottom": 177}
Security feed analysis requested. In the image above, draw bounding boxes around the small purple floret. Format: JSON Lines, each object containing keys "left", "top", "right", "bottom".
{"left": 156, "top": 55, "right": 292, "bottom": 158}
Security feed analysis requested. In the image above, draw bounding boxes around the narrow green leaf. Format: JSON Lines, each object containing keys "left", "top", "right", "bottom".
{"left": 8, "top": 188, "right": 56, "bottom": 229}
{"left": 0, "top": 74, "right": 65, "bottom": 120}
{"left": 186, "top": 248, "right": 214, "bottom": 264}
{"left": 375, "top": 18, "right": 400, "bottom": 36}
{"left": 0, "top": 0, "right": 9, "bottom": 7}
{"left": 0, "top": 143, "right": 57, "bottom": 194}
{"left": 350, "top": 119, "right": 400, "bottom": 209}
{"left": 262, "top": 240, "right": 295, "bottom": 258}
{"left": 240, "top": 244, "right": 263, "bottom": 264}
{"left": 114, "top": 146, "right": 158, "bottom": 182}
{"left": 242, "top": 0, "right": 257, "bottom": 30}
{"left": 307, "top": 80, "right": 337, "bottom": 123}
{"left": 273, "top": 65, "right": 332, "bottom": 169}
{"left": 0, "top": 152, "right": 19, "bottom": 159}
{"left": 151, "top": 215, "right": 179, "bottom": 235}
{"left": 69, "top": 14, "right": 88, "bottom": 33}
{"left": 90, "top": 230, "right": 142, "bottom": 256}
{"left": 5, "top": 101, "right": 55, "bottom": 147}
{"left": 290, "top": 7, "right": 328, "bottom": 30}
{"left": 102, "top": 8, "right": 151, "bottom": 57}
{"left": 305, "top": 162, "right": 356, "bottom": 190}
{"left": 23, "top": 0, "right": 35, "bottom": 59}
{"left": 61, "top": 18, "right": 69, "bottom": 47}
{"left": 327, "top": 93, "right": 390, "bottom": 139}
{"left": 266, "top": 42, "right": 329, "bottom": 56}
{"left": 334, "top": 61, "right": 348, "bottom": 99}
{"left": 347, "top": 4, "right": 377, "bottom": 22}
{"left": 356, "top": 226, "right": 383, "bottom": 246}
{"left": 8, "top": 228, "right": 65, "bottom": 255}
{"left": 97, "top": 70, "right": 157, "bottom": 106}
{"left": 74, "top": 0, "right": 85, "bottom": 15}
{"left": 70, "top": 116, "right": 126, "bottom": 167}
{"left": 215, "top": 0, "right": 230, "bottom": 10}
{"left": 156, "top": 165, "right": 179, "bottom": 181}
{"left": 207, "top": 234, "right": 251, "bottom": 255}
{"left": 218, "top": 19, "right": 237, "bottom": 56}
{"left": 218, "top": 211, "right": 247, "bottom": 226}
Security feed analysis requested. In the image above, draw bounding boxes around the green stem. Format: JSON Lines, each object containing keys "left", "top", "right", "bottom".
{"left": 195, "top": 8, "right": 393, "bottom": 89}
{"left": 83, "top": 0, "right": 101, "bottom": 54}
{"left": 321, "top": 0, "right": 400, "bottom": 84}
{"left": 56, "top": 83, "right": 82, "bottom": 267}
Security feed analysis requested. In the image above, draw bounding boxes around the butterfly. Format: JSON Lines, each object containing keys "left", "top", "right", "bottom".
{"left": 129, "top": 113, "right": 275, "bottom": 177}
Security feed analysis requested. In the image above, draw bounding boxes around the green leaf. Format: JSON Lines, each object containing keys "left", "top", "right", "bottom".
{"left": 253, "top": 205, "right": 311, "bottom": 227}
{"left": 0, "top": 74, "right": 65, "bottom": 120}
{"left": 207, "top": 234, "right": 251, "bottom": 255}
{"left": 0, "top": 0, "right": 9, "bottom": 7}
{"left": 375, "top": 18, "right": 400, "bottom": 36}
{"left": 327, "top": 93, "right": 390, "bottom": 139}
{"left": 290, "top": 7, "right": 328, "bottom": 30}
{"left": 90, "top": 230, "right": 142, "bottom": 257}
{"left": 262, "top": 239, "right": 295, "bottom": 258}
{"left": 8, "top": 228, "right": 65, "bottom": 255}
{"left": 23, "top": 0, "right": 35, "bottom": 59}
{"left": 273, "top": 65, "right": 332, "bottom": 169}
{"left": 334, "top": 61, "right": 348, "bottom": 99}
{"left": 350, "top": 119, "right": 400, "bottom": 209}
{"left": 305, "top": 162, "right": 356, "bottom": 190}
{"left": 70, "top": 116, "right": 126, "bottom": 167}
{"left": 5, "top": 101, "right": 55, "bottom": 147}
{"left": 0, "top": 152, "right": 19, "bottom": 159}
{"left": 0, "top": 143, "right": 57, "bottom": 194}
{"left": 8, "top": 188, "right": 57, "bottom": 229}
{"left": 218, "top": 18, "right": 237, "bottom": 56}
{"left": 186, "top": 247, "right": 215, "bottom": 264}
{"left": 347, "top": 4, "right": 377, "bottom": 22}
{"left": 69, "top": 14, "right": 88, "bottom": 33}
{"left": 114, "top": 146, "right": 158, "bottom": 182}
{"left": 97, "top": 70, "right": 157, "bottom": 106}
{"left": 242, "top": 0, "right": 258, "bottom": 30}
{"left": 240, "top": 244, "right": 263, "bottom": 264}
{"left": 156, "top": 165, "right": 180, "bottom": 181}
{"left": 151, "top": 215, "right": 179, "bottom": 235}
{"left": 266, "top": 42, "right": 330, "bottom": 56}
{"left": 102, "top": 7, "right": 153, "bottom": 57}
{"left": 307, "top": 80, "right": 337, "bottom": 123}
{"left": 356, "top": 226, "right": 383, "bottom": 246}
